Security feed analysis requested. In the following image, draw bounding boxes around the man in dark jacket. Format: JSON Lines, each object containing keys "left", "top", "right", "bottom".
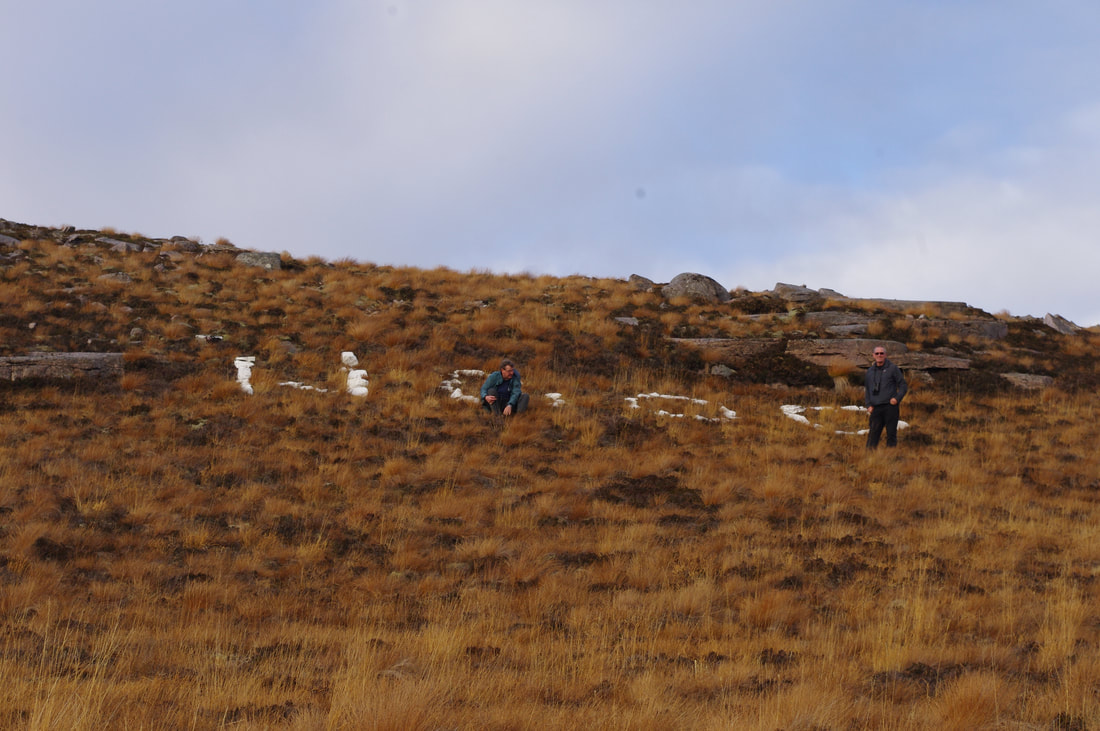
{"left": 865, "top": 346, "right": 907, "bottom": 448}
{"left": 480, "top": 359, "right": 529, "bottom": 417}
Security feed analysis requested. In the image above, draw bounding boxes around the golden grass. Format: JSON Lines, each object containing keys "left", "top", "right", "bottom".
{"left": 1, "top": 234, "right": 1099, "bottom": 728}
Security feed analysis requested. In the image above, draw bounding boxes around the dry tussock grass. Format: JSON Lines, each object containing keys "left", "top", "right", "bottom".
{"left": 1, "top": 235, "right": 1099, "bottom": 728}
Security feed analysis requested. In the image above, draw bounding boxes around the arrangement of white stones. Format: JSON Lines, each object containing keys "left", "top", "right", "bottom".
{"left": 235, "top": 352, "right": 368, "bottom": 397}
{"left": 276, "top": 380, "right": 328, "bottom": 393}
{"left": 625, "top": 393, "right": 737, "bottom": 422}
{"left": 232, "top": 358, "right": 913, "bottom": 435}
{"left": 438, "top": 369, "right": 566, "bottom": 407}
{"left": 781, "top": 404, "right": 909, "bottom": 435}
{"left": 440, "top": 369, "right": 486, "bottom": 405}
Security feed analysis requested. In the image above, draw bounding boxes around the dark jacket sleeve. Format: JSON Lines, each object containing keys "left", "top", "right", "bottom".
{"left": 508, "top": 371, "right": 522, "bottom": 407}
{"left": 890, "top": 364, "right": 908, "bottom": 403}
{"left": 480, "top": 372, "right": 501, "bottom": 400}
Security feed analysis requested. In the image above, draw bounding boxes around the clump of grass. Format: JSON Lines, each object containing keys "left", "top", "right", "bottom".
{"left": 826, "top": 355, "right": 859, "bottom": 392}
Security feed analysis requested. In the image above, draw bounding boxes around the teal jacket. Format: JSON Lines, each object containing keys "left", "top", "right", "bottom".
{"left": 480, "top": 370, "right": 522, "bottom": 407}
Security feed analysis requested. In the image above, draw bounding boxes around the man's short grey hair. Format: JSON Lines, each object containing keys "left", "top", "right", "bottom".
{"left": 500, "top": 358, "right": 515, "bottom": 370}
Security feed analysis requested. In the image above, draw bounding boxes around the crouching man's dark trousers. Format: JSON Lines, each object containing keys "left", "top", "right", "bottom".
{"left": 482, "top": 393, "right": 529, "bottom": 416}
{"left": 866, "top": 403, "right": 899, "bottom": 448}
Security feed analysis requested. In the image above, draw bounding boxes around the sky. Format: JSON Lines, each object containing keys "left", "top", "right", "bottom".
{"left": 3, "top": 1, "right": 1098, "bottom": 326}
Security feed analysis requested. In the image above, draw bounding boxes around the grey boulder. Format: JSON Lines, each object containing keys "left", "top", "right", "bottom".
{"left": 662, "top": 273, "right": 730, "bottom": 303}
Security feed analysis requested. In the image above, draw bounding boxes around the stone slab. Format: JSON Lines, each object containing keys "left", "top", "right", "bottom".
{"left": 1001, "top": 372, "right": 1054, "bottom": 389}
{"left": 0, "top": 352, "right": 124, "bottom": 381}
{"left": 668, "top": 338, "right": 781, "bottom": 360}
{"left": 785, "top": 339, "right": 970, "bottom": 370}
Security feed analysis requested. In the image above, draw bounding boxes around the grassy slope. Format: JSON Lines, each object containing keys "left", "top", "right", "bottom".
{"left": 1, "top": 229, "right": 1099, "bottom": 729}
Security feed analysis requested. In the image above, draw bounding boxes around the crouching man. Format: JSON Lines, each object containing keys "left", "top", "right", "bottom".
{"left": 480, "top": 359, "right": 529, "bottom": 417}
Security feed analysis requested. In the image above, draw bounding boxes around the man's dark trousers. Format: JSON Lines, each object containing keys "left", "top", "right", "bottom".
{"left": 482, "top": 393, "right": 529, "bottom": 416}
{"left": 867, "top": 403, "right": 899, "bottom": 448}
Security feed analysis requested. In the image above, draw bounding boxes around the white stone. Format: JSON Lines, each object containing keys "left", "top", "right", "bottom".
{"left": 234, "top": 356, "right": 256, "bottom": 395}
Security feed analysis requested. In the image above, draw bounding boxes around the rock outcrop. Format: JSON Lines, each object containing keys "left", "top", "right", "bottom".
{"left": 0, "top": 352, "right": 124, "bottom": 381}
{"left": 674, "top": 337, "right": 971, "bottom": 371}
{"left": 770, "top": 283, "right": 821, "bottom": 303}
{"left": 668, "top": 338, "right": 780, "bottom": 361}
{"left": 236, "top": 251, "right": 282, "bottom": 270}
{"left": 1044, "top": 313, "right": 1079, "bottom": 335}
{"left": 1001, "top": 373, "right": 1054, "bottom": 389}
{"left": 844, "top": 297, "right": 974, "bottom": 316}
{"left": 784, "top": 339, "right": 970, "bottom": 370}
{"left": 662, "top": 273, "right": 730, "bottom": 303}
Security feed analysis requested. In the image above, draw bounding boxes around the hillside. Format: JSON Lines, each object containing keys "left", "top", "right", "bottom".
{"left": 2, "top": 217, "right": 1099, "bottom": 729}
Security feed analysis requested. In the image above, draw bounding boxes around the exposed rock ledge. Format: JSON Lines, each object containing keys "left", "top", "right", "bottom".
{"left": 744, "top": 311, "right": 1007, "bottom": 339}
{"left": 672, "top": 338, "right": 971, "bottom": 370}
{"left": 799, "top": 312, "right": 1008, "bottom": 340}
{"left": 784, "top": 339, "right": 970, "bottom": 370}
{"left": 1001, "top": 373, "right": 1054, "bottom": 390}
{"left": 0, "top": 352, "right": 124, "bottom": 381}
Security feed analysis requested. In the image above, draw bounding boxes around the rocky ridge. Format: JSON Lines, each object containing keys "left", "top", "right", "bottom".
{"left": 0, "top": 217, "right": 1093, "bottom": 392}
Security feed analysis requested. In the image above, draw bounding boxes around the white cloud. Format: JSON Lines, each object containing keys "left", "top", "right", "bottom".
{"left": 714, "top": 150, "right": 1100, "bottom": 324}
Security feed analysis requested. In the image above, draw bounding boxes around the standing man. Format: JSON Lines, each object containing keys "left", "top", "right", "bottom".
{"left": 865, "top": 346, "right": 907, "bottom": 448}
{"left": 480, "top": 359, "right": 529, "bottom": 417}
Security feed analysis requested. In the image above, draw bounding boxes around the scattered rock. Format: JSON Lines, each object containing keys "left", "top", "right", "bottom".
{"left": 890, "top": 352, "right": 972, "bottom": 370}
{"left": 909, "top": 318, "right": 1007, "bottom": 340}
{"left": 662, "top": 273, "right": 730, "bottom": 303}
{"left": 0, "top": 352, "right": 125, "bottom": 381}
{"left": 1001, "top": 373, "right": 1054, "bottom": 390}
{"left": 207, "top": 239, "right": 240, "bottom": 253}
{"left": 827, "top": 324, "right": 870, "bottom": 336}
{"left": 670, "top": 338, "right": 780, "bottom": 362}
{"left": 236, "top": 251, "right": 282, "bottom": 270}
{"left": 710, "top": 364, "right": 735, "bottom": 378}
{"left": 907, "top": 370, "right": 934, "bottom": 386}
{"left": 1044, "top": 313, "right": 1079, "bottom": 335}
{"left": 851, "top": 297, "right": 975, "bottom": 316}
{"left": 785, "top": 339, "right": 907, "bottom": 367}
{"left": 167, "top": 237, "right": 203, "bottom": 253}
{"left": 784, "top": 339, "right": 971, "bottom": 370}
{"left": 614, "top": 317, "right": 639, "bottom": 326}
{"left": 0, "top": 234, "right": 19, "bottom": 248}
{"left": 802, "top": 312, "right": 871, "bottom": 335}
{"left": 803, "top": 311, "right": 1006, "bottom": 339}
{"left": 628, "top": 274, "right": 656, "bottom": 291}
{"left": 96, "top": 237, "right": 143, "bottom": 253}
{"left": 803, "top": 312, "right": 872, "bottom": 328}
{"left": 771, "top": 282, "right": 820, "bottom": 303}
